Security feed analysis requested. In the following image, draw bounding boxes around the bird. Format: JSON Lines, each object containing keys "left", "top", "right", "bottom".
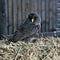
{"left": 9, "top": 13, "right": 41, "bottom": 42}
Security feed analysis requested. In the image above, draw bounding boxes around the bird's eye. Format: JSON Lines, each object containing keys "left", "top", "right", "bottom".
{"left": 32, "top": 18, "right": 35, "bottom": 23}
{"left": 34, "top": 16, "right": 38, "bottom": 20}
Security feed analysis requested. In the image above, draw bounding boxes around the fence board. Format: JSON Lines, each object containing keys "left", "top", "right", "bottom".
{"left": 45, "top": 0, "right": 49, "bottom": 32}
{"left": 47, "top": 0, "right": 50, "bottom": 31}
{"left": 49, "top": 0, "right": 53, "bottom": 30}
{"left": 17, "top": 0, "right": 22, "bottom": 29}
{"left": 52, "top": 0, "right": 57, "bottom": 29}
{"left": 8, "top": 0, "right": 13, "bottom": 34}
{"left": 0, "top": 0, "right": 7, "bottom": 40}
{"left": 5, "top": 0, "right": 7, "bottom": 34}
{"left": 5, "top": 0, "right": 9, "bottom": 34}
{"left": 42, "top": 0, "right": 46, "bottom": 32}
{"left": 13, "top": 0, "right": 17, "bottom": 32}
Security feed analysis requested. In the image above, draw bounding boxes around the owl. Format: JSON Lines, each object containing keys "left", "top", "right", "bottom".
{"left": 9, "top": 13, "right": 41, "bottom": 42}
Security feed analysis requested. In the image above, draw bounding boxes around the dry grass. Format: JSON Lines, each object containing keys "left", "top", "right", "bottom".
{"left": 0, "top": 36, "right": 60, "bottom": 60}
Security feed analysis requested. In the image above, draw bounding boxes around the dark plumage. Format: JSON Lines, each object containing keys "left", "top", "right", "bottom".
{"left": 9, "top": 13, "right": 41, "bottom": 42}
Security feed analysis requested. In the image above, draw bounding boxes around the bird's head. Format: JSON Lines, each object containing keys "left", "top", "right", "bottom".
{"left": 28, "top": 13, "right": 41, "bottom": 26}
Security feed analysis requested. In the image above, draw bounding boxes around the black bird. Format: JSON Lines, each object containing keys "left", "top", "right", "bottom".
{"left": 9, "top": 13, "right": 41, "bottom": 42}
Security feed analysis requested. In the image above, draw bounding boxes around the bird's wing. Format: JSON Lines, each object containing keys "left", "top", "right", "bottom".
{"left": 9, "top": 30, "right": 23, "bottom": 42}
{"left": 20, "top": 26, "right": 39, "bottom": 40}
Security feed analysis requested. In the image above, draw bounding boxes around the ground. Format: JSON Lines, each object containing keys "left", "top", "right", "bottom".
{"left": 0, "top": 36, "right": 60, "bottom": 60}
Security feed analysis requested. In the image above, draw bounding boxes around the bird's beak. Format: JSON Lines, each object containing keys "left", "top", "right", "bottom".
{"left": 32, "top": 18, "right": 35, "bottom": 23}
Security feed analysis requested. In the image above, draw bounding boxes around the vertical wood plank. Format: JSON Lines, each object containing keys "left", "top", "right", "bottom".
{"left": 45, "top": 0, "right": 49, "bottom": 32}
{"left": 23, "top": 0, "right": 27, "bottom": 21}
{"left": 11, "top": 0, "right": 14, "bottom": 33}
{"left": 40, "top": 0, "right": 42, "bottom": 32}
{"left": 6, "top": 0, "right": 9, "bottom": 34}
{"left": 0, "top": 0, "right": 6, "bottom": 36}
{"left": 13, "top": 0, "right": 17, "bottom": 32}
{"left": 44, "top": 0, "right": 46, "bottom": 32}
{"left": 17, "top": 0, "right": 22, "bottom": 28}
{"left": 8, "top": 0, "right": 13, "bottom": 34}
{"left": 42, "top": 0, "right": 46, "bottom": 32}
{"left": 16, "top": 0, "right": 19, "bottom": 29}
{"left": 30, "top": 0, "right": 36, "bottom": 13}
{"left": 20, "top": 0, "right": 23, "bottom": 24}
{"left": 36, "top": 0, "right": 41, "bottom": 32}
{"left": 55, "top": 0, "right": 57, "bottom": 29}
{"left": 50, "top": 0, "right": 53, "bottom": 30}
{"left": 52, "top": 0, "right": 57, "bottom": 29}
{"left": 5, "top": 0, "right": 8, "bottom": 34}
{"left": 48, "top": 0, "right": 50, "bottom": 31}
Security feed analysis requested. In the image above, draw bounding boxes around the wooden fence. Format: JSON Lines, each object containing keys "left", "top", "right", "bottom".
{"left": 4, "top": 0, "right": 57, "bottom": 35}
